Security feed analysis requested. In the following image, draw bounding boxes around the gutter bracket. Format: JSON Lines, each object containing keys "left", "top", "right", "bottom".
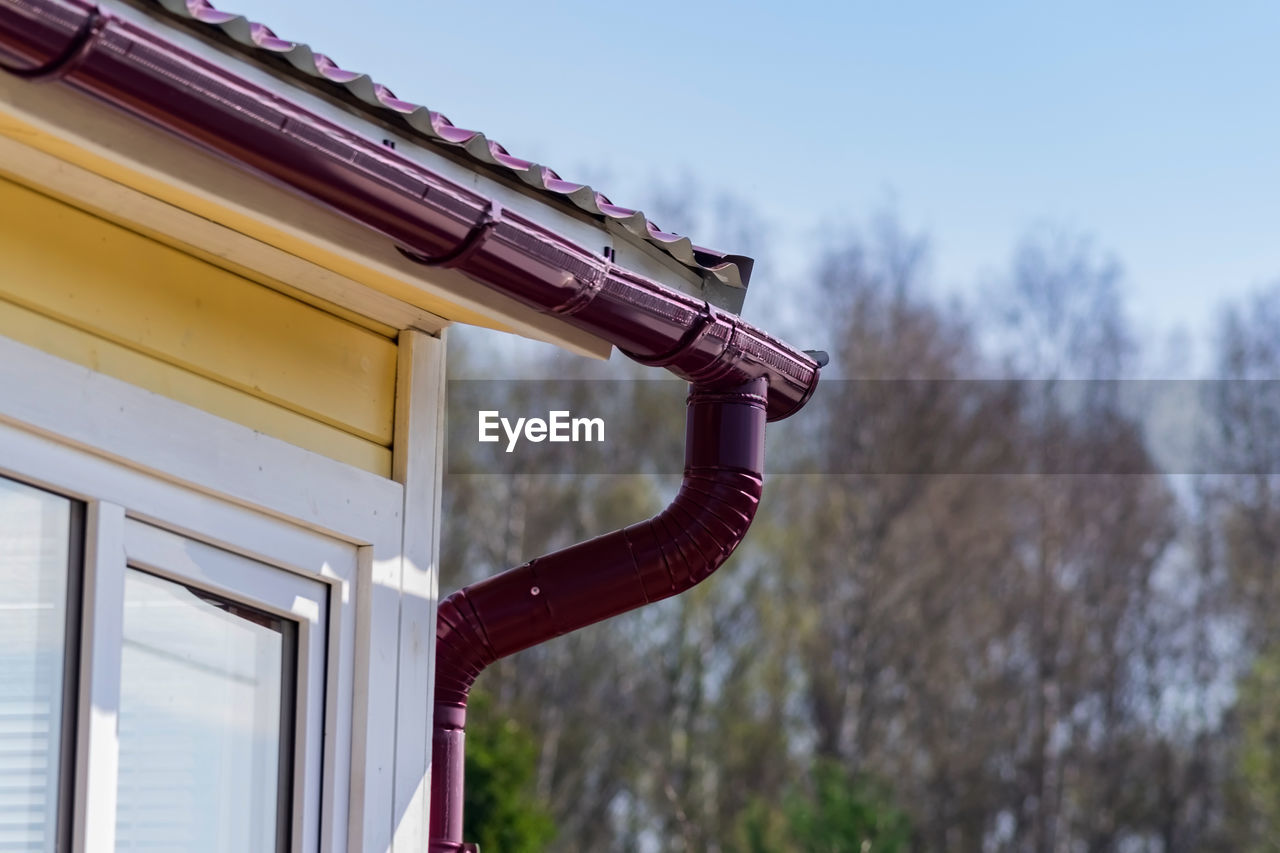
{"left": 397, "top": 200, "right": 503, "bottom": 269}
{"left": 0, "top": 8, "right": 105, "bottom": 81}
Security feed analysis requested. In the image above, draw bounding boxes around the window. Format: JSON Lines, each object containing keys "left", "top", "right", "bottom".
{"left": 0, "top": 477, "right": 81, "bottom": 853}
{"left": 112, "top": 521, "right": 328, "bottom": 853}
{"left": 0, "top": 476, "right": 331, "bottom": 853}
{"left": 115, "top": 568, "right": 295, "bottom": 852}
{"left": 0, "top": 334, "right": 415, "bottom": 852}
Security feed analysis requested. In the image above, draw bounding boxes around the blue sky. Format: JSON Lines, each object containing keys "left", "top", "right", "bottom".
{"left": 230, "top": 0, "right": 1279, "bottom": 360}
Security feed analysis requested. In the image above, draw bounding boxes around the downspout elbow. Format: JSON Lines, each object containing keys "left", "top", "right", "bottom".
{"left": 430, "top": 378, "right": 767, "bottom": 851}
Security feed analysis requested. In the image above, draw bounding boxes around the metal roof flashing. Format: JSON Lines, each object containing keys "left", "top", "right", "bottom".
{"left": 126, "top": 0, "right": 751, "bottom": 315}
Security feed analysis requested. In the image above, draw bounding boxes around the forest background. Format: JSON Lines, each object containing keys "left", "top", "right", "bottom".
{"left": 206, "top": 4, "right": 1280, "bottom": 847}
{"left": 443, "top": 187, "right": 1280, "bottom": 853}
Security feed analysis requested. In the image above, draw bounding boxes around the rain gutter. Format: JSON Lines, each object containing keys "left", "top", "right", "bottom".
{"left": 0, "top": 0, "right": 821, "bottom": 420}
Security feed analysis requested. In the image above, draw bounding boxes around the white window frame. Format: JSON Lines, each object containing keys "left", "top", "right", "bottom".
{"left": 108, "top": 518, "right": 331, "bottom": 853}
{"left": 0, "top": 329, "right": 446, "bottom": 853}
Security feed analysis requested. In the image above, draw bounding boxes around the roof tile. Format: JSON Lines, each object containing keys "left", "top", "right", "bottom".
{"left": 152, "top": 0, "right": 753, "bottom": 288}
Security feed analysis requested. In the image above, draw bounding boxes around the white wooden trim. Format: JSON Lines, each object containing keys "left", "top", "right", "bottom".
{"left": 0, "top": 423, "right": 354, "bottom": 577}
{"left": 390, "top": 330, "right": 447, "bottom": 851}
{"left": 348, "top": 330, "right": 447, "bottom": 853}
{"left": 346, "top": 544, "right": 382, "bottom": 853}
{"left": 0, "top": 334, "right": 403, "bottom": 547}
{"left": 72, "top": 501, "right": 126, "bottom": 853}
{"left": 323, "top": 547, "right": 358, "bottom": 853}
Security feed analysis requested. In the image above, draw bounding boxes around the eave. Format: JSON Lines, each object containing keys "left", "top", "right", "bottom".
{"left": 0, "top": 0, "right": 820, "bottom": 419}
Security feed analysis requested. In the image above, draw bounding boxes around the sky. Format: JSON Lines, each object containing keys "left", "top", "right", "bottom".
{"left": 228, "top": 0, "right": 1280, "bottom": 363}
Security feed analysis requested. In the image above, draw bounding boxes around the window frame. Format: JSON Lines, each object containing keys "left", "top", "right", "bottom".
{"left": 114, "top": 519, "right": 330, "bottom": 853}
{"left": 0, "top": 445, "right": 351, "bottom": 853}
{"left": 0, "top": 475, "right": 85, "bottom": 853}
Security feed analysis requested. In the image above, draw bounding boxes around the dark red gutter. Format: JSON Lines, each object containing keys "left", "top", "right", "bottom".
{"left": 432, "top": 378, "right": 767, "bottom": 851}
{"left": 0, "top": 0, "right": 820, "bottom": 420}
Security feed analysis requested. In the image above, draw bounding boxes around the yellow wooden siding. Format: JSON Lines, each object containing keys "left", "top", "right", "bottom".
{"left": 0, "top": 299, "right": 392, "bottom": 473}
{"left": 0, "top": 110, "right": 511, "bottom": 333}
{"left": 0, "top": 176, "right": 396, "bottom": 475}
{"left": 0, "top": 139, "right": 401, "bottom": 339}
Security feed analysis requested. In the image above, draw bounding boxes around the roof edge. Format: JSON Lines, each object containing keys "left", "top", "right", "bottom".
{"left": 0, "top": 0, "right": 820, "bottom": 420}
{"left": 147, "top": 0, "right": 755, "bottom": 292}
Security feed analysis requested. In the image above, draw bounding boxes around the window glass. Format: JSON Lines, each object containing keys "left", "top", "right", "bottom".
{"left": 0, "top": 477, "right": 75, "bottom": 853}
{"left": 115, "top": 569, "right": 294, "bottom": 853}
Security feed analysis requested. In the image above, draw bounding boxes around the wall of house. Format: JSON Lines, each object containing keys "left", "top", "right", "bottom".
{"left": 0, "top": 47, "right": 462, "bottom": 848}
{"left": 0, "top": 174, "right": 398, "bottom": 475}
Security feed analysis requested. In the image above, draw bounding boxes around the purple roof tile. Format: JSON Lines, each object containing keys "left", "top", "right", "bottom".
{"left": 151, "top": 0, "right": 754, "bottom": 289}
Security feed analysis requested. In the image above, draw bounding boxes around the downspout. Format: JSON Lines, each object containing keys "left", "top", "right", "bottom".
{"left": 431, "top": 377, "right": 767, "bottom": 853}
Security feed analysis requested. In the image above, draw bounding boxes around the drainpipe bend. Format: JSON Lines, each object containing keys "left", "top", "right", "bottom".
{"left": 429, "top": 377, "right": 767, "bottom": 852}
